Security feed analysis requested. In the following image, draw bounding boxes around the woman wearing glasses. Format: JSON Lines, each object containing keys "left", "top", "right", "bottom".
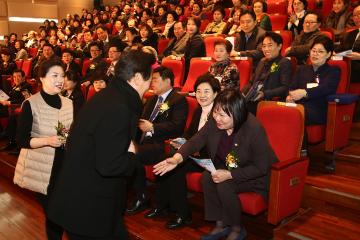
{"left": 286, "top": 35, "right": 340, "bottom": 125}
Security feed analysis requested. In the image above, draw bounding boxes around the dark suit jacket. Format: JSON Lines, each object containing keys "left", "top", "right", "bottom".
{"left": 286, "top": 29, "right": 323, "bottom": 65}
{"left": 63, "top": 61, "right": 82, "bottom": 76}
{"left": 83, "top": 56, "right": 109, "bottom": 82}
{"left": 290, "top": 63, "right": 340, "bottom": 125}
{"left": 178, "top": 114, "right": 278, "bottom": 199}
{"left": 141, "top": 89, "right": 188, "bottom": 144}
{"left": 335, "top": 28, "right": 360, "bottom": 83}
{"left": 234, "top": 26, "right": 266, "bottom": 69}
{"left": 184, "top": 33, "right": 206, "bottom": 79}
{"left": 243, "top": 56, "right": 292, "bottom": 100}
{"left": 47, "top": 80, "right": 142, "bottom": 238}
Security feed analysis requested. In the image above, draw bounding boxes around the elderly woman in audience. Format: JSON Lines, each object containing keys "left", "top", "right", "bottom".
{"left": 156, "top": 5, "right": 168, "bottom": 25}
{"left": 14, "top": 59, "right": 73, "bottom": 240}
{"left": 243, "top": 31, "right": 292, "bottom": 114}
{"left": 324, "top": 0, "right": 354, "bottom": 42}
{"left": 154, "top": 89, "right": 277, "bottom": 240}
{"left": 222, "top": 8, "right": 242, "bottom": 36}
{"left": 184, "top": 17, "right": 206, "bottom": 80}
{"left": 286, "top": 35, "right": 340, "bottom": 126}
{"left": 62, "top": 70, "right": 84, "bottom": 117}
{"left": 175, "top": 5, "right": 187, "bottom": 22}
{"left": 252, "top": 0, "right": 272, "bottom": 31}
{"left": 209, "top": 39, "right": 240, "bottom": 90}
{"left": 204, "top": 7, "right": 227, "bottom": 35}
{"left": 162, "top": 11, "right": 178, "bottom": 39}
{"left": 61, "top": 49, "right": 81, "bottom": 76}
{"left": 25, "top": 30, "right": 38, "bottom": 48}
{"left": 286, "top": 0, "right": 308, "bottom": 36}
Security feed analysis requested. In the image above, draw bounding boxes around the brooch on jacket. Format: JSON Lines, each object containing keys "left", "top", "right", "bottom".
{"left": 225, "top": 151, "right": 240, "bottom": 170}
{"left": 159, "top": 101, "right": 170, "bottom": 114}
{"left": 270, "top": 62, "right": 280, "bottom": 73}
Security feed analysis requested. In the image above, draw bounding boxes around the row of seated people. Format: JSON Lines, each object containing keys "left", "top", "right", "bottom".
{"left": 124, "top": 34, "right": 342, "bottom": 237}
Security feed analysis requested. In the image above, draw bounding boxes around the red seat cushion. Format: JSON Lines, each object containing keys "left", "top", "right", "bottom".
{"left": 238, "top": 192, "right": 267, "bottom": 215}
{"left": 186, "top": 172, "right": 203, "bottom": 192}
{"left": 145, "top": 165, "right": 156, "bottom": 182}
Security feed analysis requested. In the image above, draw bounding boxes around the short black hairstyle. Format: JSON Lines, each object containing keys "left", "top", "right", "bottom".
{"left": 310, "top": 35, "right": 334, "bottom": 60}
{"left": 253, "top": 0, "right": 268, "bottom": 13}
{"left": 292, "top": 0, "right": 308, "bottom": 10}
{"left": 115, "top": 49, "right": 156, "bottom": 83}
{"left": 213, "top": 89, "right": 248, "bottom": 133}
{"left": 212, "top": 6, "right": 226, "bottom": 17}
{"left": 305, "top": 10, "right": 322, "bottom": 23}
{"left": 263, "top": 31, "right": 283, "bottom": 45}
{"left": 240, "top": 10, "right": 256, "bottom": 21}
{"left": 167, "top": 11, "right": 179, "bottom": 21}
{"left": 153, "top": 66, "right": 175, "bottom": 86}
{"left": 194, "top": 72, "right": 221, "bottom": 93}
{"left": 187, "top": 17, "right": 202, "bottom": 34}
{"left": 108, "top": 38, "right": 127, "bottom": 52}
{"left": 125, "top": 27, "right": 139, "bottom": 36}
{"left": 62, "top": 48, "right": 75, "bottom": 57}
{"left": 13, "top": 69, "right": 25, "bottom": 77}
{"left": 64, "top": 70, "right": 81, "bottom": 90}
{"left": 95, "top": 24, "right": 108, "bottom": 33}
{"left": 38, "top": 59, "right": 64, "bottom": 78}
{"left": 88, "top": 41, "right": 104, "bottom": 52}
{"left": 42, "top": 43, "right": 54, "bottom": 50}
{"left": 214, "top": 39, "right": 233, "bottom": 53}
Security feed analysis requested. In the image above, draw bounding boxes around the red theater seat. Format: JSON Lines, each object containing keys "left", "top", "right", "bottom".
{"left": 158, "top": 38, "right": 171, "bottom": 55}
{"left": 268, "top": 1, "right": 287, "bottom": 15}
{"left": 186, "top": 101, "right": 308, "bottom": 224}
{"left": 21, "top": 60, "right": 32, "bottom": 78}
{"left": 274, "top": 30, "right": 293, "bottom": 56}
{"left": 269, "top": 14, "right": 287, "bottom": 31}
{"left": 28, "top": 47, "right": 38, "bottom": 58}
{"left": 82, "top": 59, "right": 91, "bottom": 77}
{"left": 161, "top": 57, "right": 185, "bottom": 88}
{"left": 86, "top": 85, "right": 96, "bottom": 100}
{"left": 231, "top": 57, "right": 253, "bottom": 90}
{"left": 200, "top": 19, "right": 210, "bottom": 33}
{"left": 15, "top": 60, "right": 23, "bottom": 69}
{"left": 204, "top": 35, "right": 225, "bottom": 58}
{"left": 181, "top": 58, "right": 214, "bottom": 93}
{"left": 306, "top": 58, "right": 350, "bottom": 144}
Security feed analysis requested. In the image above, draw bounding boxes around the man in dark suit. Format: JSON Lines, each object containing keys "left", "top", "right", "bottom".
{"left": 47, "top": 50, "right": 156, "bottom": 240}
{"left": 335, "top": 5, "right": 360, "bottom": 83}
{"left": 126, "top": 67, "right": 188, "bottom": 219}
{"left": 96, "top": 25, "right": 117, "bottom": 57}
{"left": 162, "top": 21, "right": 189, "bottom": 59}
{"left": 105, "top": 39, "right": 127, "bottom": 83}
{"left": 82, "top": 41, "right": 108, "bottom": 86}
{"left": 231, "top": 10, "right": 265, "bottom": 70}
{"left": 285, "top": 11, "right": 323, "bottom": 65}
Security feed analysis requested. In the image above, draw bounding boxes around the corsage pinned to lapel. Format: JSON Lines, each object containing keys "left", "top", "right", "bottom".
{"left": 89, "top": 64, "right": 96, "bottom": 70}
{"left": 270, "top": 62, "right": 280, "bottom": 73}
{"left": 159, "top": 101, "right": 170, "bottom": 114}
{"left": 225, "top": 150, "right": 240, "bottom": 170}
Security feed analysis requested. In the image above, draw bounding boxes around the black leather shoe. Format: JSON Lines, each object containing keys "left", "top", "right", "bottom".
{"left": 200, "top": 227, "right": 231, "bottom": 240}
{"left": 126, "top": 197, "right": 149, "bottom": 215}
{"left": 0, "top": 141, "right": 17, "bottom": 151}
{"left": 144, "top": 208, "right": 168, "bottom": 218}
{"left": 166, "top": 215, "right": 192, "bottom": 229}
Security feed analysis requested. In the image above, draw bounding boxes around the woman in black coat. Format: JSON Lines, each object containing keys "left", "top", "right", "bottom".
{"left": 184, "top": 17, "right": 206, "bottom": 80}
{"left": 154, "top": 89, "right": 277, "bottom": 240}
{"left": 286, "top": 35, "right": 340, "bottom": 125}
{"left": 62, "top": 70, "right": 85, "bottom": 117}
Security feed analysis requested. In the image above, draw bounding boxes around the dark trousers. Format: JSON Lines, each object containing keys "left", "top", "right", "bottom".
{"left": 201, "top": 171, "right": 255, "bottom": 226}
{"left": 36, "top": 193, "right": 64, "bottom": 240}
{"left": 68, "top": 232, "right": 125, "bottom": 240}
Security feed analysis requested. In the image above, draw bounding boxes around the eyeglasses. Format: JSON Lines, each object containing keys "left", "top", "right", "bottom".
{"left": 310, "top": 49, "right": 326, "bottom": 54}
{"left": 304, "top": 21, "right": 318, "bottom": 25}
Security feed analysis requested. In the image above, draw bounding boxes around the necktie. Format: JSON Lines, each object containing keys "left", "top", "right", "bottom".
{"left": 149, "top": 96, "right": 163, "bottom": 122}
{"left": 107, "top": 62, "right": 115, "bottom": 76}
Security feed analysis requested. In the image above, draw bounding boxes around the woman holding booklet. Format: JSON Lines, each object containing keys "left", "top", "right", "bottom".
{"left": 154, "top": 89, "right": 277, "bottom": 240}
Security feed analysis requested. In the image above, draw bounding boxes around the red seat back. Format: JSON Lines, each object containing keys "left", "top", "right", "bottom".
{"left": 328, "top": 59, "right": 350, "bottom": 94}
{"left": 181, "top": 58, "right": 214, "bottom": 93}
{"left": 257, "top": 102, "right": 304, "bottom": 161}
{"left": 268, "top": 1, "right": 287, "bottom": 14}
{"left": 162, "top": 57, "right": 185, "bottom": 88}
{"left": 204, "top": 35, "right": 225, "bottom": 58}
{"left": 321, "top": 30, "right": 334, "bottom": 41}
{"left": 231, "top": 58, "right": 253, "bottom": 91}
{"left": 86, "top": 85, "right": 96, "bottom": 100}
{"left": 274, "top": 30, "right": 293, "bottom": 56}
{"left": 185, "top": 97, "right": 199, "bottom": 130}
{"left": 158, "top": 38, "right": 171, "bottom": 55}
{"left": 21, "top": 60, "right": 32, "bottom": 78}
{"left": 82, "top": 59, "right": 91, "bottom": 77}
{"left": 269, "top": 14, "right": 287, "bottom": 31}
{"left": 28, "top": 48, "right": 38, "bottom": 58}
{"left": 15, "top": 60, "right": 23, "bottom": 69}
{"left": 200, "top": 19, "right": 210, "bottom": 33}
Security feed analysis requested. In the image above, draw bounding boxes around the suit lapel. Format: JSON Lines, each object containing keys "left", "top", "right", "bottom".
{"left": 142, "top": 96, "right": 158, "bottom": 119}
